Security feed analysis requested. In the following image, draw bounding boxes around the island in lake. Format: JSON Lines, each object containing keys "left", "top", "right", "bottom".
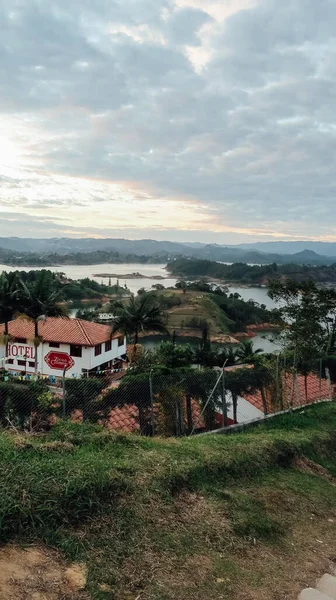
{"left": 93, "top": 272, "right": 166, "bottom": 280}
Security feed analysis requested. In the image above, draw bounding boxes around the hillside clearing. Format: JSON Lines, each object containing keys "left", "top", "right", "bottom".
{"left": 0, "top": 404, "right": 336, "bottom": 599}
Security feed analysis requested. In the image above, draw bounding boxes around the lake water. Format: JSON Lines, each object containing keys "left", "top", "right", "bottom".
{"left": 226, "top": 286, "right": 276, "bottom": 309}
{"left": 141, "top": 332, "right": 282, "bottom": 354}
{"left": 1, "top": 262, "right": 280, "bottom": 351}
{"left": 0, "top": 263, "right": 178, "bottom": 296}
{"left": 0, "top": 262, "right": 276, "bottom": 307}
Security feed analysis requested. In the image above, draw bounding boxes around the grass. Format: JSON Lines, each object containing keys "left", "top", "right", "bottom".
{"left": 157, "top": 289, "right": 232, "bottom": 336}
{"left": 1, "top": 403, "right": 336, "bottom": 598}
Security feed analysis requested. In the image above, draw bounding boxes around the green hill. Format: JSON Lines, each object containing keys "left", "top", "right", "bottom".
{"left": 1, "top": 403, "right": 336, "bottom": 598}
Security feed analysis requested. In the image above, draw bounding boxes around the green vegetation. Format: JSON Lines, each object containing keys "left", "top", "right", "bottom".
{"left": 0, "top": 269, "right": 130, "bottom": 311}
{"left": 0, "top": 403, "right": 336, "bottom": 598}
{"left": 0, "top": 247, "right": 166, "bottom": 266}
{"left": 112, "top": 293, "right": 168, "bottom": 345}
{"left": 269, "top": 279, "right": 336, "bottom": 396}
{"left": 168, "top": 257, "right": 336, "bottom": 284}
{"left": 149, "top": 284, "right": 276, "bottom": 339}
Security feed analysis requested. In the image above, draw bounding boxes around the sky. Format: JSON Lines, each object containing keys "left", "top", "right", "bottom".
{"left": 1, "top": 0, "right": 336, "bottom": 243}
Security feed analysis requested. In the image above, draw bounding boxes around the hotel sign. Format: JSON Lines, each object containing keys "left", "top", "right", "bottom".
{"left": 44, "top": 351, "right": 75, "bottom": 371}
{"left": 8, "top": 344, "right": 36, "bottom": 359}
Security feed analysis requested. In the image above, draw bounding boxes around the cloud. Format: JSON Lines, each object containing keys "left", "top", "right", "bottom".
{"left": 0, "top": 0, "right": 336, "bottom": 242}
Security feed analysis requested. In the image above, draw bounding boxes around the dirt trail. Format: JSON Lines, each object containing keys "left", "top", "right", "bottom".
{"left": 0, "top": 545, "right": 89, "bottom": 600}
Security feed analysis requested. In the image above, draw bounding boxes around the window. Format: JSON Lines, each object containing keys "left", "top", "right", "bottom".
{"left": 94, "top": 344, "right": 102, "bottom": 356}
{"left": 49, "top": 342, "right": 60, "bottom": 348}
{"left": 14, "top": 337, "right": 27, "bottom": 344}
{"left": 17, "top": 360, "right": 26, "bottom": 366}
{"left": 105, "top": 340, "right": 112, "bottom": 352}
{"left": 70, "top": 345, "right": 82, "bottom": 358}
{"left": 6, "top": 359, "right": 13, "bottom": 365}
{"left": 118, "top": 335, "right": 124, "bottom": 347}
{"left": 28, "top": 362, "right": 35, "bottom": 368}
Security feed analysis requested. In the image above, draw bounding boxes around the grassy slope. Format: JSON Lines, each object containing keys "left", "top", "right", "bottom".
{"left": 1, "top": 404, "right": 336, "bottom": 599}
{"left": 157, "top": 289, "right": 233, "bottom": 336}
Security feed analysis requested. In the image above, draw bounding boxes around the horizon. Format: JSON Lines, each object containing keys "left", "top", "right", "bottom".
{"left": 2, "top": 233, "right": 336, "bottom": 246}
{"left": 1, "top": 234, "right": 336, "bottom": 245}
{"left": 1, "top": 0, "right": 336, "bottom": 242}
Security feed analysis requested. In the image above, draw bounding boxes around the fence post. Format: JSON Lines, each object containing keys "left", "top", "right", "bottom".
{"left": 276, "top": 352, "right": 283, "bottom": 410}
{"left": 222, "top": 368, "right": 228, "bottom": 427}
{"left": 149, "top": 369, "right": 155, "bottom": 437}
{"left": 62, "top": 366, "right": 67, "bottom": 419}
{"left": 325, "top": 367, "right": 332, "bottom": 399}
{"left": 186, "top": 393, "right": 193, "bottom": 433}
{"left": 295, "top": 367, "right": 301, "bottom": 407}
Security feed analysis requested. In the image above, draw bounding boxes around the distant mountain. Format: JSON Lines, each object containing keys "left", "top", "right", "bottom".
{"left": 0, "top": 237, "right": 198, "bottom": 256}
{"left": 236, "top": 241, "right": 336, "bottom": 257}
{"left": 0, "top": 237, "right": 335, "bottom": 267}
{"left": 191, "top": 245, "right": 336, "bottom": 265}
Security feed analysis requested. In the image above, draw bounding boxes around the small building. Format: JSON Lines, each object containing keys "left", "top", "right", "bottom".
{"left": 0, "top": 318, "right": 126, "bottom": 378}
{"left": 97, "top": 313, "right": 116, "bottom": 322}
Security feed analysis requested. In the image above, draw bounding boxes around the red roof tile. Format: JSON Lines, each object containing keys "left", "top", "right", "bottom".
{"left": 244, "top": 373, "right": 332, "bottom": 413}
{"left": 0, "top": 317, "right": 120, "bottom": 347}
{"left": 70, "top": 398, "right": 208, "bottom": 434}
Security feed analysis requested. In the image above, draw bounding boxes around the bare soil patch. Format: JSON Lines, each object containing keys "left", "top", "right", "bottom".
{"left": 0, "top": 545, "right": 89, "bottom": 600}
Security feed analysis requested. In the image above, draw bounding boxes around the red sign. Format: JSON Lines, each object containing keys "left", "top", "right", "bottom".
{"left": 44, "top": 351, "right": 75, "bottom": 371}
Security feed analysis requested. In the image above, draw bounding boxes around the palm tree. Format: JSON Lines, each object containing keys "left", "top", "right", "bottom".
{"left": 250, "top": 363, "right": 274, "bottom": 416}
{"left": 216, "top": 345, "right": 237, "bottom": 367}
{"left": 0, "top": 271, "right": 20, "bottom": 355}
{"left": 18, "top": 271, "right": 68, "bottom": 371}
{"left": 225, "top": 368, "right": 252, "bottom": 423}
{"left": 235, "top": 340, "right": 263, "bottom": 364}
{"left": 112, "top": 293, "right": 167, "bottom": 349}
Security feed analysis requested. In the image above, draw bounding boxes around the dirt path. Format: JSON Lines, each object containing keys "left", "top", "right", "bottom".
{"left": 0, "top": 545, "right": 89, "bottom": 600}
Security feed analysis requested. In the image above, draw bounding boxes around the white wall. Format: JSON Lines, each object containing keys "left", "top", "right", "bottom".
{"left": 0, "top": 337, "right": 126, "bottom": 378}
{"left": 226, "top": 393, "right": 264, "bottom": 423}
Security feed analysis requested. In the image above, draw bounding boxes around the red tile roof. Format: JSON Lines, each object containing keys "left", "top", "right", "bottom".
{"left": 244, "top": 373, "right": 332, "bottom": 413}
{"left": 70, "top": 398, "right": 208, "bottom": 434}
{"left": 0, "top": 318, "right": 121, "bottom": 347}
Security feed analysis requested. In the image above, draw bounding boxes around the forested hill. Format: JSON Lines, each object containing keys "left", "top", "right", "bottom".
{"left": 1, "top": 237, "right": 336, "bottom": 266}
{"left": 0, "top": 248, "right": 165, "bottom": 266}
{"left": 167, "top": 258, "right": 336, "bottom": 284}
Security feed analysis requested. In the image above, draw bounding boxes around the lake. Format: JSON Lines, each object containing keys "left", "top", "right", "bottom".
{"left": 0, "top": 263, "right": 178, "bottom": 296}
{"left": 141, "top": 332, "right": 282, "bottom": 354}
{"left": 0, "top": 261, "right": 280, "bottom": 351}
{"left": 0, "top": 262, "right": 276, "bottom": 307}
{"left": 226, "top": 286, "right": 276, "bottom": 309}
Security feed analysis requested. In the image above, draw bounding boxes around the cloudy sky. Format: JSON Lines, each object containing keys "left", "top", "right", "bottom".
{"left": 1, "top": 0, "right": 336, "bottom": 242}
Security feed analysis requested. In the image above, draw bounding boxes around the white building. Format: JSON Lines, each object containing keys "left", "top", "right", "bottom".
{"left": 0, "top": 318, "right": 126, "bottom": 378}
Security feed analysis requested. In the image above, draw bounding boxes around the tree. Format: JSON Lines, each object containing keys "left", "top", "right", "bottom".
{"left": 0, "top": 272, "right": 20, "bottom": 352}
{"left": 151, "top": 284, "right": 165, "bottom": 291}
{"left": 235, "top": 340, "right": 263, "bottom": 364}
{"left": 194, "top": 323, "right": 215, "bottom": 367}
{"left": 268, "top": 279, "right": 336, "bottom": 391}
{"left": 215, "top": 345, "right": 237, "bottom": 367}
{"left": 249, "top": 362, "right": 274, "bottom": 415}
{"left": 184, "top": 369, "right": 221, "bottom": 432}
{"left": 225, "top": 367, "right": 254, "bottom": 423}
{"left": 75, "top": 308, "right": 97, "bottom": 321}
{"left": 175, "top": 280, "right": 187, "bottom": 294}
{"left": 156, "top": 341, "right": 194, "bottom": 369}
{"left": 112, "top": 293, "right": 167, "bottom": 349}
{"left": 18, "top": 271, "right": 68, "bottom": 371}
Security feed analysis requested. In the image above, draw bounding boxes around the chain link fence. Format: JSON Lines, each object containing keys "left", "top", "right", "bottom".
{"left": 0, "top": 356, "right": 335, "bottom": 435}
